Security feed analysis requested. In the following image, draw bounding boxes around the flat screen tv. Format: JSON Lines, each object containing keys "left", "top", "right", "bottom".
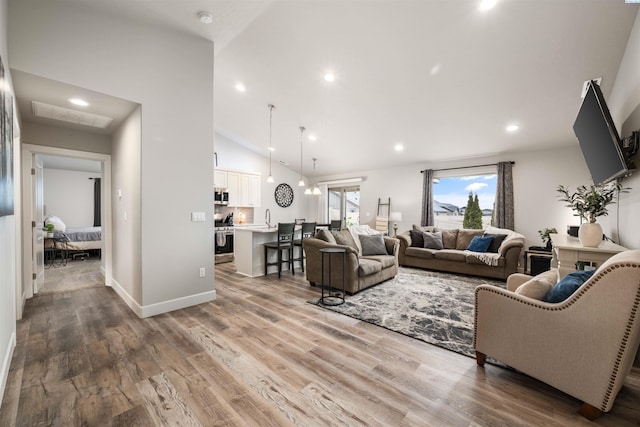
{"left": 573, "top": 80, "right": 631, "bottom": 185}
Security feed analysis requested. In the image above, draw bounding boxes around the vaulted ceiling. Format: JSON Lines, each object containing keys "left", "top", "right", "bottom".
{"left": 12, "top": 1, "right": 639, "bottom": 177}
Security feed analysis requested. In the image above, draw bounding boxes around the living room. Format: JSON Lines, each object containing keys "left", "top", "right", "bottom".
{"left": 2, "top": 0, "right": 640, "bottom": 424}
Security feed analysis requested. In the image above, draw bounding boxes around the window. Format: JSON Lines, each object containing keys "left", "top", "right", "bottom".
{"left": 328, "top": 186, "right": 360, "bottom": 227}
{"left": 432, "top": 172, "right": 496, "bottom": 229}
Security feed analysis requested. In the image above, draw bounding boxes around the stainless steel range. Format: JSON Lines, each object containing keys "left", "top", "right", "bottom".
{"left": 214, "top": 222, "right": 234, "bottom": 264}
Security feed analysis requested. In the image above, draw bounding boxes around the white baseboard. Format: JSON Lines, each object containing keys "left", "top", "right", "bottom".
{"left": 110, "top": 278, "right": 216, "bottom": 318}
{"left": 0, "top": 332, "right": 16, "bottom": 406}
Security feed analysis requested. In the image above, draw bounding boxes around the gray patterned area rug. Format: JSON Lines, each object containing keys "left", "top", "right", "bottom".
{"left": 311, "top": 267, "right": 505, "bottom": 360}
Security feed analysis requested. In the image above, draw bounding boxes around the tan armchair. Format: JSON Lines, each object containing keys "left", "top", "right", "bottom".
{"left": 474, "top": 250, "right": 640, "bottom": 419}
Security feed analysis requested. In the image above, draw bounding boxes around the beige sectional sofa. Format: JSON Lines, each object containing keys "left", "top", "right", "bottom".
{"left": 397, "top": 226, "right": 524, "bottom": 280}
{"left": 303, "top": 228, "right": 399, "bottom": 295}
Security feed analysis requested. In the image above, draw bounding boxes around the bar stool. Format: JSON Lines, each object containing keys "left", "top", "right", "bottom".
{"left": 264, "top": 223, "right": 295, "bottom": 278}
{"left": 329, "top": 220, "right": 342, "bottom": 231}
{"left": 293, "top": 222, "right": 316, "bottom": 272}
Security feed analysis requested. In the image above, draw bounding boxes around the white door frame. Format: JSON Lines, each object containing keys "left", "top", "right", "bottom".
{"left": 21, "top": 144, "right": 112, "bottom": 300}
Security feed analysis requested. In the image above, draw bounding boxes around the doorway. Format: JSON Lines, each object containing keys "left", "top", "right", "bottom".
{"left": 328, "top": 186, "right": 360, "bottom": 227}
{"left": 21, "top": 144, "right": 112, "bottom": 301}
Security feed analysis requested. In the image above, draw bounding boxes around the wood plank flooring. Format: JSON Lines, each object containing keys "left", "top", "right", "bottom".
{"left": 2, "top": 261, "right": 640, "bottom": 426}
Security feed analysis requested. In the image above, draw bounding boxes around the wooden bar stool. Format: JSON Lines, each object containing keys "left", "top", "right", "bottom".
{"left": 293, "top": 222, "right": 316, "bottom": 272}
{"left": 264, "top": 223, "right": 295, "bottom": 278}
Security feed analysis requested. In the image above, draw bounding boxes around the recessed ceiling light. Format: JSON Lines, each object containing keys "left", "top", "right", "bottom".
{"left": 198, "top": 11, "right": 213, "bottom": 24}
{"left": 308, "top": 134, "right": 317, "bottom": 141}
{"left": 268, "top": 147, "right": 275, "bottom": 152}
{"left": 506, "top": 124, "right": 520, "bottom": 133}
{"left": 69, "top": 98, "right": 89, "bottom": 107}
{"left": 394, "top": 143, "right": 404, "bottom": 152}
{"left": 479, "top": 0, "right": 498, "bottom": 11}
{"left": 324, "top": 73, "right": 335, "bottom": 83}
{"left": 235, "top": 83, "right": 246, "bottom": 92}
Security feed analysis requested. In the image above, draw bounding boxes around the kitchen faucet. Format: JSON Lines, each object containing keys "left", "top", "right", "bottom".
{"left": 265, "top": 209, "right": 271, "bottom": 228}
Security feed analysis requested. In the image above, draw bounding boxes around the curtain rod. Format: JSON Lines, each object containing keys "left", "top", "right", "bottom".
{"left": 420, "top": 161, "right": 514, "bottom": 173}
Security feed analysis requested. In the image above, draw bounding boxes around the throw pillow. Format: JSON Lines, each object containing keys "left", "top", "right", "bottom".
{"left": 456, "top": 229, "right": 484, "bottom": 250}
{"left": 422, "top": 231, "right": 444, "bottom": 250}
{"left": 413, "top": 225, "right": 436, "bottom": 233}
{"left": 514, "top": 270, "right": 558, "bottom": 300}
{"left": 409, "top": 229, "right": 424, "bottom": 247}
{"left": 483, "top": 233, "right": 507, "bottom": 253}
{"left": 466, "top": 235, "right": 494, "bottom": 252}
{"left": 332, "top": 229, "right": 359, "bottom": 252}
{"left": 359, "top": 234, "right": 388, "bottom": 256}
{"left": 316, "top": 229, "right": 336, "bottom": 244}
{"left": 544, "top": 269, "right": 596, "bottom": 303}
{"left": 439, "top": 229, "right": 459, "bottom": 249}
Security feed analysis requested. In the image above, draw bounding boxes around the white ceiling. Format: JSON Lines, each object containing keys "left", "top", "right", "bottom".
{"left": 10, "top": 0, "right": 639, "bottom": 178}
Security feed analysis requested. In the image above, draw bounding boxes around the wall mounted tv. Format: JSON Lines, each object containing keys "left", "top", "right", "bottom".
{"left": 573, "top": 80, "right": 633, "bottom": 185}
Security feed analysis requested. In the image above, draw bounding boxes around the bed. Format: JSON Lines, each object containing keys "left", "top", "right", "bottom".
{"left": 44, "top": 215, "right": 103, "bottom": 258}
{"left": 52, "top": 226, "right": 102, "bottom": 251}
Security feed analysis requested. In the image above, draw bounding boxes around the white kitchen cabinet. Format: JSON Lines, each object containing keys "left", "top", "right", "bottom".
{"left": 216, "top": 169, "right": 260, "bottom": 208}
{"left": 226, "top": 171, "right": 241, "bottom": 206}
{"left": 241, "top": 173, "right": 261, "bottom": 207}
{"left": 214, "top": 169, "right": 227, "bottom": 188}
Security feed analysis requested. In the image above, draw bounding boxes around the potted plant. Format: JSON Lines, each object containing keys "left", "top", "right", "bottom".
{"left": 556, "top": 182, "right": 628, "bottom": 247}
{"left": 45, "top": 223, "right": 55, "bottom": 238}
{"left": 538, "top": 227, "right": 557, "bottom": 250}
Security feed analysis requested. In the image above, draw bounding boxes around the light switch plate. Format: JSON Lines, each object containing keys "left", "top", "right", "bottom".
{"left": 191, "top": 212, "right": 206, "bottom": 222}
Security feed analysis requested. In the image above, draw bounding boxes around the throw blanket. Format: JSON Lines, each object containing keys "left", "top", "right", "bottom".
{"left": 466, "top": 226, "right": 525, "bottom": 266}
{"left": 465, "top": 251, "right": 502, "bottom": 266}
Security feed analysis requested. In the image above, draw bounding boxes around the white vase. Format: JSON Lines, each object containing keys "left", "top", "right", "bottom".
{"left": 579, "top": 223, "right": 603, "bottom": 247}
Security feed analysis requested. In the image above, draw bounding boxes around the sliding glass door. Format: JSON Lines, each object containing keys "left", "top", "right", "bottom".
{"left": 328, "top": 186, "right": 360, "bottom": 227}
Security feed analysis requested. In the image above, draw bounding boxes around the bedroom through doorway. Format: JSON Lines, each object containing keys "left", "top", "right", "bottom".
{"left": 38, "top": 154, "right": 105, "bottom": 294}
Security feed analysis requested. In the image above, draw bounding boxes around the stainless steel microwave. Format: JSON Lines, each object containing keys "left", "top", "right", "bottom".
{"left": 214, "top": 190, "right": 229, "bottom": 204}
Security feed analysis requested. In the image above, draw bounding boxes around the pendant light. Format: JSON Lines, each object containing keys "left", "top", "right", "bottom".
{"left": 298, "top": 126, "right": 306, "bottom": 187}
{"left": 312, "top": 157, "right": 322, "bottom": 195}
{"left": 266, "top": 104, "right": 275, "bottom": 183}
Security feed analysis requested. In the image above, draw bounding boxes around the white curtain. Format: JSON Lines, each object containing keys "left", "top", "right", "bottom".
{"left": 316, "top": 183, "right": 329, "bottom": 223}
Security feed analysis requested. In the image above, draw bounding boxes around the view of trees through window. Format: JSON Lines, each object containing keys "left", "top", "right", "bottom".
{"left": 433, "top": 174, "right": 497, "bottom": 229}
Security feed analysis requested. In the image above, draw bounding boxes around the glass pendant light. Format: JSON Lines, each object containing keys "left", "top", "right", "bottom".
{"left": 311, "top": 157, "right": 321, "bottom": 195}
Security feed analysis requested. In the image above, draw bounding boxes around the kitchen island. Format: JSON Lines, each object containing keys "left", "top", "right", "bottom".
{"left": 234, "top": 226, "right": 284, "bottom": 277}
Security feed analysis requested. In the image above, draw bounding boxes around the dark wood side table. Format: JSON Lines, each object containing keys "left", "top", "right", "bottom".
{"left": 319, "top": 247, "right": 346, "bottom": 306}
{"left": 44, "top": 236, "right": 68, "bottom": 268}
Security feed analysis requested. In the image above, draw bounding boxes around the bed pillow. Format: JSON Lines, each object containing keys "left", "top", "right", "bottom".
{"left": 409, "top": 229, "right": 424, "bottom": 247}
{"left": 44, "top": 215, "right": 66, "bottom": 232}
{"left": 466, "top": 235, "right": 494, "bottom": 252}
{"left": 359, "top": 234, "right": 388, "bottom": 256}
{"left": 544, "top": 269, "right": 596, "bottom": 303}
{"left": 422, "top": 231, "right": 444, "bottom": 250}
{"left": 483, "top": 233, "right": 507, "bottom": 253}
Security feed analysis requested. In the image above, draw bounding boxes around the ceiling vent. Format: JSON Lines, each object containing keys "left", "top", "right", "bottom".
{"left": 31, "top": 101, "right": 114, "bottom": 129}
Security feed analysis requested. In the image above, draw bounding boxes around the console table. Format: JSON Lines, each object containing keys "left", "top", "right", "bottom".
{"left": 549, "top": 233, "right": 627, "bottom": 278}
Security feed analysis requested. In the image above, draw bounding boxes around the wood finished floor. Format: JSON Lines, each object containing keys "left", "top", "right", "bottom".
{"left": 2, "top": 262, "right": 640, "bottom": 426}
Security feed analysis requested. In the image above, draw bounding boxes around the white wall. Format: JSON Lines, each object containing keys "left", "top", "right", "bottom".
{"left": 215, "top": 132, "right": 312, "bottom": 225}
{"left": 607, "top": 8, "right": 640, "bottom": 250}
{"left": 43, "top": 168, "right": 97, "bottom": 227}
{"left": 0, "top": 0, "right": 16, "bottom": 406}
{"left": 21, "top": 122, "right": 111, "bottom": 154}
{"left": 9, "top": 1, "right": 214, "bottom": 313}
{"left": 111, "top": 106, "right": 142, "bottom": 303}
{"left": 313, "top": 145, "right": 592, "bottom": 251}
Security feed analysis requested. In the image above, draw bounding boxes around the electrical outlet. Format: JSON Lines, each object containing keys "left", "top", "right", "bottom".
{"left": 199, "top": 267, "right": 206, "bottom": 277}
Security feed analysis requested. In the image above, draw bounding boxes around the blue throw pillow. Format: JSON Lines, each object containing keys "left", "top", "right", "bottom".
{"left": 544, "top": 269, "right": 596, "bottom": 303}
{"left": 466, "top": 235, "right": 494, "bottom": 252}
